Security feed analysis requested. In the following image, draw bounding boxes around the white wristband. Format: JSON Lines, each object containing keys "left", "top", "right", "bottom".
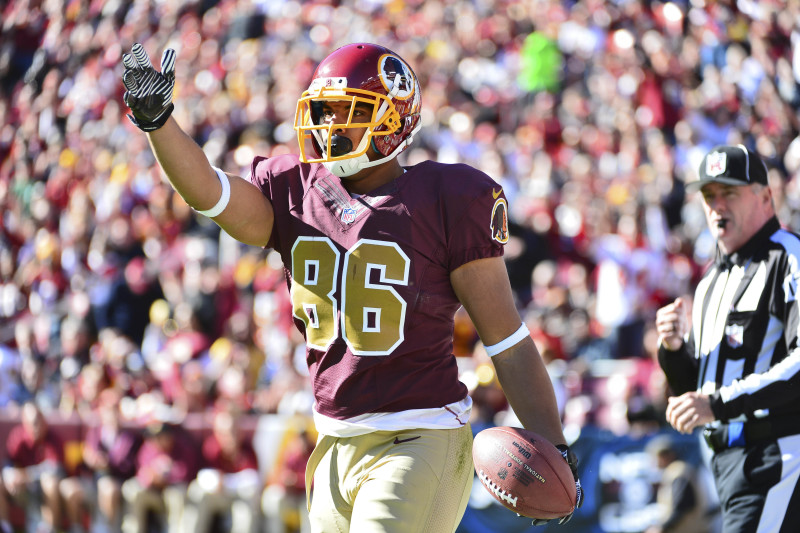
{"left": 484, "top": 323, "right": 530, "bottom": 357}
{"left": 195, "top": 167, "right": 231, "bottom": 217}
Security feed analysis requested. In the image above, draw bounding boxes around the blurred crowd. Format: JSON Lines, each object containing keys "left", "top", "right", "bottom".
{"left": 1, "top": 0, "right": 800, "bottom": 532}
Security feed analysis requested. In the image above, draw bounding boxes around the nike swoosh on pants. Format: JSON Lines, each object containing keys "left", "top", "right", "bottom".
{"left": 394, "top": 435, "right": 421, "bottom": 445}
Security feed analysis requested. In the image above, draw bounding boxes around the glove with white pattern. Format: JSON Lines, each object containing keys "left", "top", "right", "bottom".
{"left": 531, "top": 444, "right": 583, "bottom": 526}
{"left": 121, "top": 43, "right": 176, "bottom": 132}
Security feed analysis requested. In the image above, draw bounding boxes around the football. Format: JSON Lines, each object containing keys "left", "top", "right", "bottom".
{"left": 472, "top": 426, "right": 576, "bottom": 520}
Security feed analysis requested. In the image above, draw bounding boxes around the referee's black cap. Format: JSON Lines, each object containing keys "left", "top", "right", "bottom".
{"left": 687, "top": 144, "right": 768, "bottom": 193}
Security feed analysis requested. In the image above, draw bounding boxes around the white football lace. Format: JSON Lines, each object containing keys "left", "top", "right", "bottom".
{"left": 478, "top": 470, "right": 518, "bottom": 508}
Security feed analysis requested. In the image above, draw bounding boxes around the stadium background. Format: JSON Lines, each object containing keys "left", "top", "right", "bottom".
{"left": 1, "top": 0, "right": 798, "bottom": 531}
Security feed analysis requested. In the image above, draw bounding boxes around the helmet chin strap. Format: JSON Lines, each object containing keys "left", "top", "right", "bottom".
{"left": 323, "top": 133, "right": 371, "bottom": 177}
{"left": 323, "top": 120, "right": 422, "bottom": 178}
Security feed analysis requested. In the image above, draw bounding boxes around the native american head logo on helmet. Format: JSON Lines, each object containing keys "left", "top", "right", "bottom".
{"left": 294, "top": 43, "right": 422, "bottom": 178}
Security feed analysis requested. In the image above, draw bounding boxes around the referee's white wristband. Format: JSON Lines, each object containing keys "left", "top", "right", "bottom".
{"left": 195, "top": 167, "right": 231, "bottom": 218}
{"left": 484, "top": 323, "right": 531, "bottom": 357}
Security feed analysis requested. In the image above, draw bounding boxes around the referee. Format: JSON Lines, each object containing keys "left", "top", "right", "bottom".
{"left": 655, "top": 145, "right": 800, "bottom": 532}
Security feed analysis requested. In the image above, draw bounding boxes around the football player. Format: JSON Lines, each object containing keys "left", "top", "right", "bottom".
{"left": 121, "top": 42, "right": 582, "bottom": 532}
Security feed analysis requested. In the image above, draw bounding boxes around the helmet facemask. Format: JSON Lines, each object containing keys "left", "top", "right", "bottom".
{"left": 294, "top": 75, "right": 416, "bottom": 178}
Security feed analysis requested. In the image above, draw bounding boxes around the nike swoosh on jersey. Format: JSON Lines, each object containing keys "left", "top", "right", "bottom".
{"left": 492, "top": 188, "right": 502, "bottom": 199}
{"left": 393, "top": 435, "right": 421, "bottom": 445}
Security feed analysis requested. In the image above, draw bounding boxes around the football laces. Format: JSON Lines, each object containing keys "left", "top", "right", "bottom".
{"left": 477, "top": 470, "right": 518, "bottom": 508}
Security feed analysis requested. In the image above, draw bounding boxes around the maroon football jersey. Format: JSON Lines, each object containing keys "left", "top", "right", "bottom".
{"left": 250, "top": 155, "right": 508, "bottom": 419}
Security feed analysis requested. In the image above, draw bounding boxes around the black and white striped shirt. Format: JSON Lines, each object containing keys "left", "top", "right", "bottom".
{"left": 659, "top": 217, "right": 800, "bottom": 423}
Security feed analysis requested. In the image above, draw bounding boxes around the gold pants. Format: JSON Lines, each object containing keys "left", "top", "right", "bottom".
{"left": 305, "top": 424, "right": 474, "bottom": 533}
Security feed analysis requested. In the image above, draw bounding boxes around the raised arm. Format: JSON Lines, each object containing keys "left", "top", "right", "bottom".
{"left": 122, "top": 44, "right": 273, "bottom": 247}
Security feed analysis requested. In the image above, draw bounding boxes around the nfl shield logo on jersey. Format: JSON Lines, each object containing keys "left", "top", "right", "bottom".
{"left": 706, "top": 151, "right": 727, "bottom": 177}
{"left": 725, "top": 323, "right": 744, "bottom": 348}
{"left": 341, "top": 207, "right": 357, "bottom": 224}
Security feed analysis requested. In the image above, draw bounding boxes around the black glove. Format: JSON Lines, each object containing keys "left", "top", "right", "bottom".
{"left": 121, "top": 43, "right": 176, "bottom": 132}
{"left": 531, "top": 444, "right": 583, "bottom": 526}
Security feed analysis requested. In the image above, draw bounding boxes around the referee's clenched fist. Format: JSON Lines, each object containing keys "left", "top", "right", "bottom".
{"left": 655, "top": 297, "right": 688, "bottom": 351}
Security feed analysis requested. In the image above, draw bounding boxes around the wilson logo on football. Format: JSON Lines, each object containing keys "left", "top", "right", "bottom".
{"left": 513, "top": 441, "right": 532, "bottom": 459}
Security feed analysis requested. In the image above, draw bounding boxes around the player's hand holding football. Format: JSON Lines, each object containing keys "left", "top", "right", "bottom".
{"left": 531, "top": 444, "right": 583, "bottom": 526}
{"left": 121, "top": 43, "right": 176, "bottom": 132}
